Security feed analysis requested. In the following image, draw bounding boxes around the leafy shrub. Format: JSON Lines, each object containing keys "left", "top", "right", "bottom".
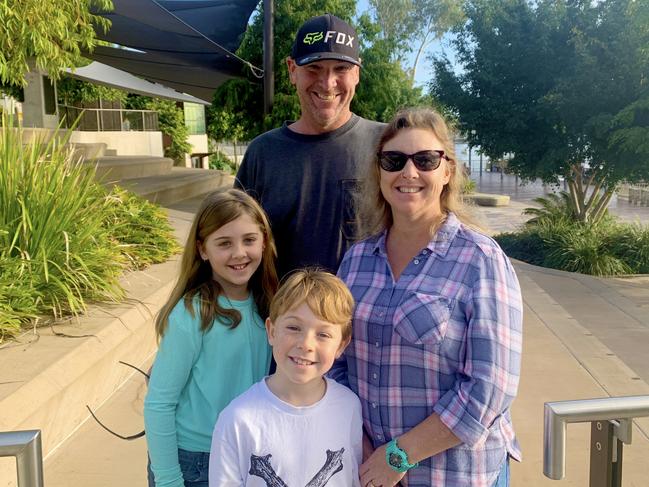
{"left": 495, "top": 230, "right": 547, "bottom": 266}
{"left": 208, "top": 150, "right": 236, "bottom": 174}
{"left": 103, "top": 187, "right": 181, "bottom": 270}
{"left": 605, "top": 223, "right": 649, "bottom": 274}
{"left": 497, "top": 214, "right": 648, "bottom": 276}
{"left": 542, "top": 223, "right": 631, "bottom": 276}
{"left": 0, "top": 256, "right": 38, "bottom": 340}
{"left": 0, "top": 118, "right": 179, "bottom": 341}
{"left": 126, "top": 96, "right": 191, "bottom": 165}
{"left": 523, "top": 192, "right": 576, "bottom": 224}
{"left": 462, "top": 178, "right": 477, "bottom": 194}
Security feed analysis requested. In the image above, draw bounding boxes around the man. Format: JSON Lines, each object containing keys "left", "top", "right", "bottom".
{"left": 235, "top": 14, "right": 385, "bottom": 278}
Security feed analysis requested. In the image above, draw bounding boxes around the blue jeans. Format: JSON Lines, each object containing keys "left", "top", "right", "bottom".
{"left": 492, "top": 457, "right": 510, "bottom": 487}
{"left": 147, "top": 448, "right": 210, "bottom": 487}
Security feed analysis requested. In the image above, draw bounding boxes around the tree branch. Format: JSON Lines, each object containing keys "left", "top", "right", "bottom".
{"left": 584, "top": 176, "right": 603, "bottom": 214}
{"left": 567, "top": 178, "right": 583, "bottom": 219}
{"left": 410, "top": 17, "right": 434, "bottom": 84}
{"left": 591, "top": 187, "right": 615, "bottom": 224}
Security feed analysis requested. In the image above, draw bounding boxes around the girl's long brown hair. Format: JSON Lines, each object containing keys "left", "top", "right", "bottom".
{"left": 155, "top": 188, "right": 278, "bottom": 340}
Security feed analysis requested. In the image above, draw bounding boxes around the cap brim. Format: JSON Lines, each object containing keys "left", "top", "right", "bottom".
{"left": 295, "top": 53, "right": 361, "bottom": 67}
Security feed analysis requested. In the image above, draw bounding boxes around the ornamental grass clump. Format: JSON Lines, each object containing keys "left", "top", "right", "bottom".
{"left": 0, "top": 120, "right": 125, "bottom": 335}
{"left": 496, "top": 193, "right": 649, "bottom": 276}
{"left": 0, "top": 118, "right": 179, "bottom": 341}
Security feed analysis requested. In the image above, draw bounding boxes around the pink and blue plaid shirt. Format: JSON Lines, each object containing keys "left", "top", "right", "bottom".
{"left": 331, "top": 213, "right": 523, "bottom": 487}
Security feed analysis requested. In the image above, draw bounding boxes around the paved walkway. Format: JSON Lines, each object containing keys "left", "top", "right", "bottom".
{"left": 42, "top": 192, "right": 649, "bottom": 486}
{"left": 473, "top": 172, "right": 649, "bottom": 223}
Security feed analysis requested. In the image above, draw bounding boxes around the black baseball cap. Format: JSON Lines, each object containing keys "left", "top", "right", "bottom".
{"left": 291, "top": 14, "right": 361, "bottom": 67}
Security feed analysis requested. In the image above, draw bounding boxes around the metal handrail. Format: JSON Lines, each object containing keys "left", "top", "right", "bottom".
{"left": 57, "top": 105, "right": 159, "bottom": 132}
{"left": 0, "top": 430, "right": 44, "bottom": 487}
{"left": 57, "top": 105, "right": 158, "bottom": 113}
{"left": 543, "top": 395, "right": 649, "bottom": 480}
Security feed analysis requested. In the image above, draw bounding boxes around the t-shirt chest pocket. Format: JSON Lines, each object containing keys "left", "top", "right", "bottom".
{"left": 393, "top": 292, "right": 451, "bottom": 346}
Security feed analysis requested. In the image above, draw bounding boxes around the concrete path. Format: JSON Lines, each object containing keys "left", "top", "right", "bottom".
{"left": 40, "top": 193, "right": 649, "bottom": 486}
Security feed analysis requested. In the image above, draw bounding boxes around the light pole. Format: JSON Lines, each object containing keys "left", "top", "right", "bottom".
{"left": 469, "top": 129, "right": 482, "bottom": 176}
{"left": 468, "top": 129, "right": 476, "bottom": 174}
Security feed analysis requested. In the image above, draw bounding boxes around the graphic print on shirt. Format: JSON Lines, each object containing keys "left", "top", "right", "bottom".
{"left": 249, "top": 448, "right": 345, "bottom": 487}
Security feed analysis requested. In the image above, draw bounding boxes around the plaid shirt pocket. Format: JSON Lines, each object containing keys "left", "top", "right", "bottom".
{"left": 393, "top": 292, "right": 452, "bottom": 345}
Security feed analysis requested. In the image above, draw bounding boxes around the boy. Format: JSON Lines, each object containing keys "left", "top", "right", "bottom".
{"left": 209, "top": 270, "right": 362, "bottom": 486}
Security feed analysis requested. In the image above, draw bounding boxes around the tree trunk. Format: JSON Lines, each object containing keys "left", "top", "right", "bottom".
{"left": 566, "top": 165, "right": 615, "bottom": 225}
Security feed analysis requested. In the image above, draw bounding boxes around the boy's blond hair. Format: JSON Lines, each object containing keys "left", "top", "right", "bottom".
{"left": 269, "top": 269, "right": 354, "bottom": 342}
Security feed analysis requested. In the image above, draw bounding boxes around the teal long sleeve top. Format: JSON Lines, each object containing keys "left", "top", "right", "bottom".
{"left": 144, "top": 294, "right": 271, "bottom": 487}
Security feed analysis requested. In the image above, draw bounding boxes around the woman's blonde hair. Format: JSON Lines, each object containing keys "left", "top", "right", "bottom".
{"left": 155, "top": 188, "right": 278, "bottom": 340}
{"left": 269, "top": 269, "right": 354, "bottom": 342}
{"left": 356, "top": 107, "right": 476, "bottom": 238}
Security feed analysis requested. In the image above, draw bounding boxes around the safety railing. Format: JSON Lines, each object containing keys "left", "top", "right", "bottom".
{"left": 58, "top": 105, "right": 159, "bottom": 132}
{"left": 0, "top": 430, "right": 44, "bottom": 487}
{"left": 544, "top": 395, "right": 649, "bottom": 486}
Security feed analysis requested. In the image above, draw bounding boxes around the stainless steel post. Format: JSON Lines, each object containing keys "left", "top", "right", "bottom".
{"left": 589, "top": 420, "right": 623, "bottom": 487}
{"left": 0, "top": 430, "right": 44, "bottom": 487}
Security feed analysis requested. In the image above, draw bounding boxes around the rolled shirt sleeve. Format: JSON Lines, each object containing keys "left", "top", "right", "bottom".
{"left": 433, "top": 250, "right": 523, "bottom": 447}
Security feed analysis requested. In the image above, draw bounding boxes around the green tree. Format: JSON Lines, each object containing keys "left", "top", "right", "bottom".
{"left": 57, "top": 77, "right": 127, "bottom": 105}
{"left": 0, "top": 0, "right": 112, "bottom": 87}
{"left": 367, "top": 0, "right": 464, "bottom": 83}
{"left": 209, "top": 0, "right": 426, "bottom": 140}
{"left": 432, "top": 0, "right": 649, "bottom": 224}
{"left": 126, "top": 96, "right": 191, "bottom": 165}
{"left": 352, "top": 14, "right": 428, "bottom": 121}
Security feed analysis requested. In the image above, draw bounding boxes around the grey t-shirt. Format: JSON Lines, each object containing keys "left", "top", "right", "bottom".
{"left": 235, "top": 114, "right": 385, "bottom": 278}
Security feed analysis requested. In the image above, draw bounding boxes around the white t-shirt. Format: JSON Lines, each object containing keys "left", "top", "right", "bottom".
{"left": 209, "top": 377, "right": 363, "bottom": 487}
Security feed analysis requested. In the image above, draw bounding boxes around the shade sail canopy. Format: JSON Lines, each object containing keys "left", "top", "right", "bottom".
{"left": 65, "top": 62, "right": 210, "bottom": 105}
{"left": 90, "top": 0, "right": 261, "bottom": 103}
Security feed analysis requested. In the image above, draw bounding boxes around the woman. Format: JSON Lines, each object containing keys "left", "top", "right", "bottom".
{"left": 333, "top": 108, "right": 523, "bottom": 487}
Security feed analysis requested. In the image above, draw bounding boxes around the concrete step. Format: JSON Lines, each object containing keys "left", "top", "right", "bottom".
{"left": 89, "top": 156, "right": 174, "bottom": 181}
{"left": 104, "top": 148, "right": 118, "bottom": 156}
{"left": 66, "top": 142, "right": 107, "bottom": 160}
{"left": 117, "top": 167, "right": 234, "bottom": 206}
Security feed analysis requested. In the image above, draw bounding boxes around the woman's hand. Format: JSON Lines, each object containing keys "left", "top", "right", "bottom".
{"left": 359, "top": 443, "right": 406, "bottom": 487}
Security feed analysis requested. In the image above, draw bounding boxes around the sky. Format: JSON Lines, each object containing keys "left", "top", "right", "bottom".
{"left": 355, "top": 0, "right": 455, "bottom": 88}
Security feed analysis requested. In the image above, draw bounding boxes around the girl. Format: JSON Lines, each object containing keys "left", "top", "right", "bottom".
{"left": 144, "top": 188, "right": 278, "bottom": 487}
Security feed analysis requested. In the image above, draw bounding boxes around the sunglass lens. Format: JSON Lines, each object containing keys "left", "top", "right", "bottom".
{"left": 379, "top": 152, "right": 407, "bottom": 172}
{"left": 412, "top": 151, "right": 442, "bottom": 171}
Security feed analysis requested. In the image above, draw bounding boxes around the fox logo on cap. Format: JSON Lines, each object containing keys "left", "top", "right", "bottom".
{"left": 303, "top": 32, "right": 324, "bottom": 45}
{"left": 303, "top": 30, "right": 355, "bottom": 48}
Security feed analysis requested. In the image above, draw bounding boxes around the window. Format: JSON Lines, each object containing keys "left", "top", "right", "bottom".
{"left": 184, "top": 103, "right": 206, "bottom": 135}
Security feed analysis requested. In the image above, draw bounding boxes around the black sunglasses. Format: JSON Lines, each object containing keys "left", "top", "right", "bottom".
{"left": 378, "top": 150, "right": 449, "bottom": 172}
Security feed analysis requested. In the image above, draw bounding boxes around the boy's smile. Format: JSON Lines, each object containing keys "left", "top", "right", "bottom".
{"left": 266, "top": 302, "right": 349, "bottom": 406}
